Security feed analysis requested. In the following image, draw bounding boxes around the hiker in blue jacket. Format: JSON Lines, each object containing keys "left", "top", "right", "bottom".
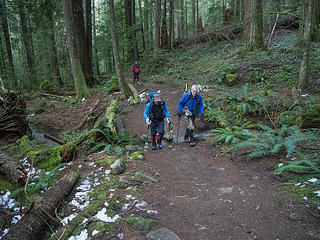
{"left": 178, "top": 85, "right": 204, "bottom": 147}
{"left": 144, "top": 94, "right": 171, "bottom": 150}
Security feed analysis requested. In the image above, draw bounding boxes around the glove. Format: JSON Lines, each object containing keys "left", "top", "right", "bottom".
{"left": 146, "top": 118, "right": 151, "bottom": 125}
{"left": 200, "top": 114, "right": 204, "bottom": 121}
{"left": 166, "top": 118, "right": 171, "bottom": 124}
{"left": 178, "top": 111, "right": 182, "bottom": 117}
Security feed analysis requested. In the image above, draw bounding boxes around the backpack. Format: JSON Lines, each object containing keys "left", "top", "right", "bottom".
{"left": 146, "top": 92, "right": 166, "bottom": 120}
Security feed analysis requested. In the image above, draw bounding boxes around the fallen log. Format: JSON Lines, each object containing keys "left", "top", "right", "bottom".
{"left": 128, "top": 83, "right": 141, "bottom": 104}
{"left": 44, "top": 134, "right": 66, "bottom": 145}
{"left": 76, "top": 99, "right": 100, "bottom": 129}
{"left": 3, "top": 170, "right": 79, "bottom": 240}
{"left": 0, "top": 151, "right": 26, "bottom": 184}
{"left": 39, "top": 92, "right": 70, "bottom": 101}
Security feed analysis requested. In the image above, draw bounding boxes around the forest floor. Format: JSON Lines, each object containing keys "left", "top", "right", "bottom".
{"left": 123, "top": 81, "right": 320, "bottom": 240}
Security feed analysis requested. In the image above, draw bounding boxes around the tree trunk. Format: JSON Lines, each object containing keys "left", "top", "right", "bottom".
{"left": 131, "top": 0, "right": 139, "bottom": 59}
{"left": 18, "top": 0, "right": 35, "bottom": 86}
{"left": 185, "top": 0, "right": 188, "bottom": 36}
{"left": 86, "top": 0, "right": 94, "bottom": 85}
{"left": 154, "top": 0, "right": 161, "bottom": 50}
{"left": 3, "top": 170, "right": 79, "bottom": 240}
{"left": 311, "top": 0, "right": 320, "bottom": 41}
{"left": 243, "top": 0, "right": 264, "bottom": 49}
{"left": 161, "top": 0, "right": 168, "bottom": 48}
{"left": 181, "top": 0, "right": 185, "bottom": 38}
{"left": 72, "top": 0, "right": 93, "bottom": 87}
{"left": 192, "top": 0, "right": 196, "bottom": 34}
{"left": 298, "top": 0, "right": 313, "bottom": 91}
{"left": 62, "top": 0, "right": 90, "bottom": 101}
{"left": 0, "top": 151, "right": 26, "bottom": 184}
{"left": 125, "top": 0, "right": 134, "bottom": 59}
{"left": 168, "top": 0, "right": 174, "bottom": 50}
{"left": 0, "top": 0, "right": 14, "bottom": 74}
{"left": 138, "top": 0, "right": 146, "bottom": 50}
{"left": 92, "top": 0, "right": 100, "bottom": 76}
{"left": 44, "top": 2, "right": 62, "bottom": 86}
{"left": 108, "top": 0, "right": 133, "bottom": 98}
{"left": 144, "top": 0, "right": 150, "bottom": 48}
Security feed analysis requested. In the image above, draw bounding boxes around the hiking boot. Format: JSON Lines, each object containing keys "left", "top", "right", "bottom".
{"left": 152, "top": 142, "right": 156, "bottom": 150}
{"left": 190, "top": 141, "right": 196, "bottom": 147}
{"left": 158, "top": 144, "right": 163, "bottom": 149}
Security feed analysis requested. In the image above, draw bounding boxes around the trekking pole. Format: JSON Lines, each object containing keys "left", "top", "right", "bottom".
{"left": 176, "top": 115, "right": 180, "bottom": 143}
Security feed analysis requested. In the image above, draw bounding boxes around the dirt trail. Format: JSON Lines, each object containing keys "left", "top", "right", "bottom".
{"left": 124, "top": 82, "right": 319, "bottom": 240}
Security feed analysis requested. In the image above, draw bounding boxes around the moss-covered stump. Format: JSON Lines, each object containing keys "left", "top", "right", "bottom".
{"left": 0, "top": 151, "right": 26, "bottom": 184}
{"left": 301, "top": 104, "right": 320, "bottom": 128}
{"left": 107, "top": 76, "right": 120, "bottom": 93}
{"left": 0, "top": 91, "right": 28, "bottom": 142}
{"left": 276, "top": 105, "right": 320, "bottom": 128}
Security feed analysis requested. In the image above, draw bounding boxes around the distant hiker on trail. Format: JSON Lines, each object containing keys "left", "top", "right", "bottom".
{"left": 178, "top": 85, "right": 204, "bottom": 147}
{"left": 132, "top": 60, "right": 141, "bottom": 84}
{"left": 144, "top": 93, "right": 171, "bottom": 150}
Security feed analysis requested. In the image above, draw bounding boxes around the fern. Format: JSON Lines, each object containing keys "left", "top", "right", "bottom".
{"left": 275, "top": 159, "right": 320, "bottom": 174}
{"left": 211, "top": 125, "right": 254, "bottom": 144}
{"left": 233, "top": 124, "right": 308, "bottom": 159}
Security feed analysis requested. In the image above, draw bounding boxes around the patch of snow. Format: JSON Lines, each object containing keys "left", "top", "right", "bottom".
{"left": 308, "top": 178, "right": 318, "bottom": 183}
{"left": 110, "top": 189, "right": 115, "bottom": 192}
{"left": 78, "top": 164, "right": 82, "bottom": 169}
{"left": 92, "top": 230, "right": 100, "bottom": 236}
{"left": 0, "top": 228, "right": 9, "bottom": 238}
{"left": 62, "top": 213, "right": 78, "bottom": 225}
{"left": 278, "top": 163, "right": 284, "bottom": 167}
{"left": 82, "top": 218, "right": 88, "bottom": 224}
{"left": 135, "top": 201, "right": 147, "bottom": 208}
{"left": 88, "top": 162, "right": 94, "bottom": 167}
{"left": 125, "top": 195, "right": 135, "bottom": 200}
{"left": 68, "top": 229, "right": 88, "bottom": 240}
{"left": 126, "top": 186, "right": 133, "bottom": 190}
{"left": 118, "top": 232, "right": 124, "bottom": 239}
{"left": 94, "top": 208, "right": 121, "bottom": 222}
{"left": 122, "top": 203, "right": 130, "bottom": 210}
{"left": 105, "top": 170, "right": 111, "bottom": 175}
{"left": 300, "top": 94, "right": 308, "bottom": 97}
{"left": 294, "top": 183, "right": 301, "bottom": 186}
{"left": 11, "top": 215, "right": 22, "bottom": 224}
{"left": 81, "top": 98, "right": 86, "bottom": 102}
{"left": 314, "top": 190, "right": 320, "bottom": 197}
{"left": 303, "top": 197, "right": 308, "bottom": 200}
{"left": 147, "top": 210, "right": 158, "bottom": 214}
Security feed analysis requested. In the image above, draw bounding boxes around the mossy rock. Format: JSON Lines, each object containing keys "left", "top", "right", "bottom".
{"left": 301, "top": 104, "right": 320, "bottom": 128}
{"left": 30, "top": 146, "right": 62, "bottom": 171}
{"left": 276, "top": 111, "right": 302, "bottom": 126}
{"left": 123, "top": 217, "right": 154, "bottom": 231}
{"left": 225, "top": 74, "right": 237, "bottom": 87}
{"left": 131, "top": 151, "right": 145, "bottom": 161}
{"left": 107, "top": 76, "right": 120, "bottom": 93}
{"left": 61, "top": 143, "right": 77, "bottom": 162}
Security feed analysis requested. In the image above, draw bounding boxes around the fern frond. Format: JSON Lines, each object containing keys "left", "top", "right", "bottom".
{"left": 89, "top": 142, "right": 107, "bottom": 153}
{"left": 247, "top": 150, "right": 269, "bottom": 159}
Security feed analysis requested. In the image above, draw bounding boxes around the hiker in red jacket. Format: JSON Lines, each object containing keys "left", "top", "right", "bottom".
{"left": 132, "top": 61, "right": 141, "bottom": 84}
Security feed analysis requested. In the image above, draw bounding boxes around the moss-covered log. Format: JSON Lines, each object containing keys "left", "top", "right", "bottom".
{"left": 0, "top": 151, "right": 26, "bottom": 184}
{"left": 3, "top": 170, "right": 79, "bottom": 240}
{"left": 0, "top": 91, "right": 28, "bottom": 142}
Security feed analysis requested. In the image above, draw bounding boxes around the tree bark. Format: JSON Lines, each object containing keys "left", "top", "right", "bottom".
{"left": 62, "top": 0, "right": 90, "bottom": 101}
{"left": 192, "top": 0, "right": 196, "bottom": 34}
{"left": 108, "top": 0, "right": 133, "bottom": 98}
{"left": 144, "top": 0, "right": 150, "bottom": 48}
{"left": 154, "top": 0, "right": 161, "bottom": 49}
{"left": 0, "top": 151, "right": 26, "bottom": 184}
{"left": 17, "top": 0, "right": 35, "bottom": 85}
{"left": 243, "top": 0, "right": 264, "bottom": 49}
{"left": 72, "top": 0, "right": 93, "bottom": 87}
{"left": 3, "top": 170, "right": 79, "bottom": 240}
{"left": 181, "top": 0, "right": 185, "bottom": 39}
{"left": 161, "top": 0, "right": 168, "bottom": 48}
{"left": 168, "top": 0, "right": 174, "bottom": 50}
{"left": 92, "top": 0, "right": 100, "bottom": 76}
{"left": 0, "top": 0, "right": 14, "bottom": 74}
{"left": 131, "top": 0, "right": 139, "bottom": 58}
{"left": 86, "top": 0, "right": 94, "bottom": 85}
{"left": 138, "top": 0, "right": 146, "bottom": 50}
{"left": 298, "top": 0, "right": 312, "bottom": 91}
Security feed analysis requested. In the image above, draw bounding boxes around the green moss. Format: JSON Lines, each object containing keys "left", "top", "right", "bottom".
{"left": 301, "top": 104, "right": 320, "bottom": 128}
{"left": 130, "top": 186, "right": 141, "bottom": 197}
{"left": 93, "top": 222, "right": 115, "bottom": 234}
{"left": 276, "top": 111, "right": 302, "bottom": 126}
{"left": 107, "top": 76, "right": 120, "bottom": 93}
{"left": 0, "top": 177, "right": 21, "bottom": 192}
{"left": 122, "top": 217, "right": 154, "bottom": 231}
{"left": 283, "top": 184, "right": 319, "bottom": 201}
{"left": 225, "top": 74, "right": 237, "bottom": 86}
{"left": 8, "top": 136, "right": 38, "bottom": 159}
{"left": 106, "top": 156, "right": 116, "bottom": 165}
{"left": 39, "top": 79, "right": 56, "bottom": 93}
{"left": 30, "top": 146, "right": 62, "bottom": 171}
{"left": 131, "top": 151, "right": 145, "bottom": 161}
{"left": 108, "top": 197, "right": 124, "bottom": 211}
{"left": 106, "top": 100, "right": 118, "bottom": 135}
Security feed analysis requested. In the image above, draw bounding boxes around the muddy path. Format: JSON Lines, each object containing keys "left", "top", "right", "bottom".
{"left": 124, "top": 82, "right": 319, "bottom": 240}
